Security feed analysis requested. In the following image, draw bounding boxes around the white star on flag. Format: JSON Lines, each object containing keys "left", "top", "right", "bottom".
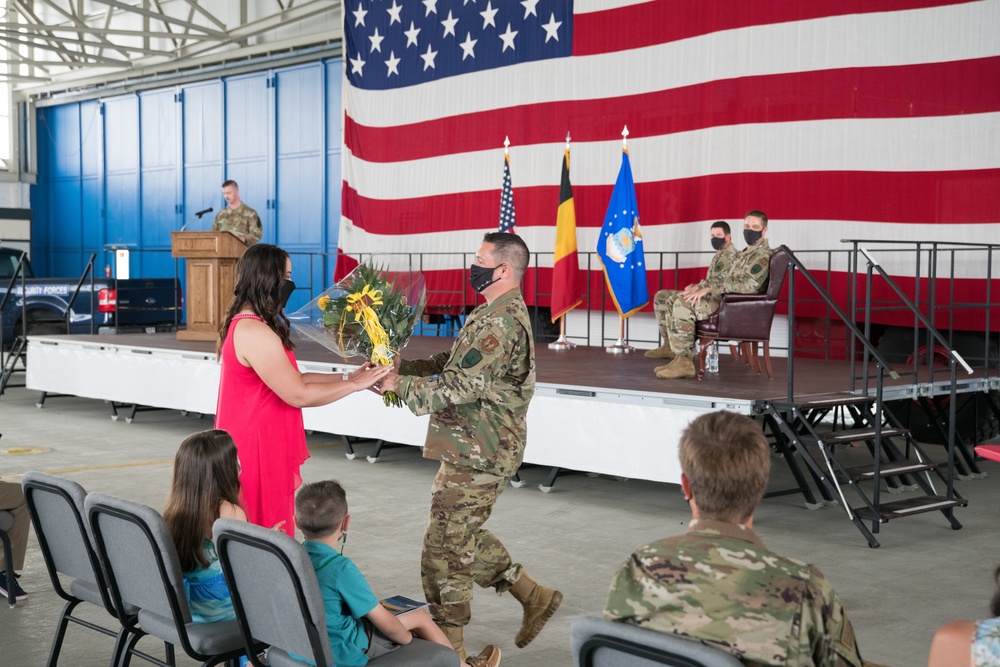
{"left": 460, "top": 32, "right": 477, "bottom": 60}
{"left": 542, "top": 13, "right": 562, "bottom": 42}
{"left": 385, "top": 51, "right": 400, "bottom": 76}
{"left": 421, "top": 44, "right": 438, "bottom": 70}
{"left": 499, "top": 23, "right": 517, "bottom": 52}
{"left": 441, "top": 10, "right": 459, "bottom": 38}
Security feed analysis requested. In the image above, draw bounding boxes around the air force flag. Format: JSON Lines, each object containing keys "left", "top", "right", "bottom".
{"left": 597, "top": 150, "right": 648, "bottom": 318}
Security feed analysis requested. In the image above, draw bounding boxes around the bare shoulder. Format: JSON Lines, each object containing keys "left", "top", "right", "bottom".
{"left": 218, "top": 500, "right": 248, "bottom": 522}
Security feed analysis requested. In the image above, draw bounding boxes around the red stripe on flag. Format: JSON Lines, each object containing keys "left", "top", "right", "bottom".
{"left": 343, "top": 169, "right": 1000, "bottom": 235}
{"left": 572, "top": 0, "right": 976, "bottom": 56}
{"left": 345, "top": 57, "right": 1000, "bottom": 163}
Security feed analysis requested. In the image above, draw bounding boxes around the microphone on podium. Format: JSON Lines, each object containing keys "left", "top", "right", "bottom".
{"left": 179, "top": 207, "right": 214, "bottom": 232}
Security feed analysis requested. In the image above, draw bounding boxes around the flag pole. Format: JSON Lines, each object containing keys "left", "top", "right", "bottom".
{"left": 606, "top": 125, "right": 635, "bottom": 354}
{"left": 549, "top": 131, "right": 577, "bottom": 351}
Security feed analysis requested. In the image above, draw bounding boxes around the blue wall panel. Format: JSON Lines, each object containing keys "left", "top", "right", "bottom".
{"left": 182, "top": 81, "right": 223, "bottom": 231}
{"left": 31, "top": 58, "right": 345, "bottom": 298}
{"left": 224, "top": 74, "right": 271, "bottom": 242}
{"left": 276, "top": 64, "right": 324, "bottom": 252}
{"left": 139, "top": 90, "right": 179, "bottom": 276}
{"left": 325, "top": 60, "right": 343, "bottom": 281}
{"left": 103, "top": 95, "right": 140, "bottom": 249}
{"left": 81, "top": 101, "right": 105, "bottom": 269}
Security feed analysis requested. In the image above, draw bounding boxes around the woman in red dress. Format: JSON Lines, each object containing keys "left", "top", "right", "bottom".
{"left": 215, "top": 244, "right": 389, "bottom": 536}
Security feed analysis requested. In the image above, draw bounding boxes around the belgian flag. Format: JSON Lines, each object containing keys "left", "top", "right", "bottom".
{"left": 551, "top": 149, "right": 584, "bottom": 322}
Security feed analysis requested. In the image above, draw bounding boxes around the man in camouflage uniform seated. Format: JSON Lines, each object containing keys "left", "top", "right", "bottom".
{"left": 646, "top": 220, "right": 737, "bottom": 371}
{"left": 657, "top": 210, "right": 774, "bottom": 379}
{"left": 605, "top": 411, "right": 873, "bottom": 667}
{"left": 380, "top": 232, "right": 562, "bottom": 665}
{"left": 211, "top": 179, "right": 262, "bottom": 245}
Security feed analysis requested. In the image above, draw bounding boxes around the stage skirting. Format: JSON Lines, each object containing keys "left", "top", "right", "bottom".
{"left": 25, "top": 335, "right": 754, "bottom": 485}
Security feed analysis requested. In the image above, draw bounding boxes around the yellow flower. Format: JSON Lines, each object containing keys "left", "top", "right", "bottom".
{"left": 317, "top": 295, "right": 331, "bottom": 310}
{"left": 347, "top": 284, "right": 384, "bottom": 321}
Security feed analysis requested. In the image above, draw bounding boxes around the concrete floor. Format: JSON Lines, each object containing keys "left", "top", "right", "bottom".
{"left": 2, "top": 381, "right": 999, "bottom": 667}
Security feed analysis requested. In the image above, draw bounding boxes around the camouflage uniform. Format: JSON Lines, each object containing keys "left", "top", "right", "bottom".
{"left": 666, "top": 239, "right": 773, "bottom": 358}
{"left": 653, "top": 244, "right": 737, "bottom": 336}
{"left": 605, "top": 519, "right": 865, "bottom": 667}
{"left": 211, "top": 203, "right": 262, "bottom": 245}
{"left": 395, "top": 287, "right": 535, "bottom": 629}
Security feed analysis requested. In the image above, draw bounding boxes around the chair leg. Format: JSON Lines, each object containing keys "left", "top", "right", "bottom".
{"left": 763, "top": 341, "right": 774, "bottom": 379}
{"left": 46, "top": 600, "right": 81, "bottom": 667}
{"left": 727, "top": 342, "right": 739, "bottom": 362}
{"left": 740, "top": 342, "right": 753, "bottom": 367}
{"left": 749, "top": 342, "right": 763, "bottom": 375}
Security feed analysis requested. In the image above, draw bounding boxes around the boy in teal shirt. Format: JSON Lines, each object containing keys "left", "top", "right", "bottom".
{"left": 295, "top": 481, "right": 501, "bottom": 667}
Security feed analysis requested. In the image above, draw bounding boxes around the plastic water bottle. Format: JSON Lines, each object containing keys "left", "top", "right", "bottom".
{"left": 705, "top": 342, "right": 719, "bottom": 374}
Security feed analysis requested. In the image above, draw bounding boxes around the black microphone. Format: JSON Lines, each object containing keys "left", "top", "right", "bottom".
{"left": 179, "top": 207, "right": 215, "bottom": 232}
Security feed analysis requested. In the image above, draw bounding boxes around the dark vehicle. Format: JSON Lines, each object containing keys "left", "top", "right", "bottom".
{"left": 0, "top": 247, "right": 181, "bottom": 342}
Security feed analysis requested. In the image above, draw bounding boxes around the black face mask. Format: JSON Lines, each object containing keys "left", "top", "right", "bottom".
{"left": 276, "top": 279, "right": 295, "bottom": 309}
{"left": 744, "top": 229, "right": 763, "bottom": 246}
{"left": 711, "top": 237, "right": 726, "bottom": 251}
{"left": 469, "top": 264, "right": 498, "bottom": 293}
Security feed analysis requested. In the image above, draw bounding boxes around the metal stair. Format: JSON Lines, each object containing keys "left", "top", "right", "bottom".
{"left": 765, "top": 392, "right": 966, "bottom": 548}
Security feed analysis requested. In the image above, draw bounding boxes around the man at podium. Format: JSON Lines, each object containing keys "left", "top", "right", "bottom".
{"left": 212, "top": 179, "right": 262, "bottom": 245}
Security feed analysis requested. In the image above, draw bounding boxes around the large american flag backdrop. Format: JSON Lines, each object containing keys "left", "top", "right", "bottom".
{"left": 340, "top": 0, "right": 1000, "bottom": 322}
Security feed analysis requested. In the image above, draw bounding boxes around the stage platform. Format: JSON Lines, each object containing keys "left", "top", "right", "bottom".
{"left": 23, "top": 332, "right": 993, "bottom": 488}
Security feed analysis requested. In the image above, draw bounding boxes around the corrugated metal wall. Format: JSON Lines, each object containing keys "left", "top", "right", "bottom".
{"left": 31, "top": 58, "right": 342, "bottom": 308}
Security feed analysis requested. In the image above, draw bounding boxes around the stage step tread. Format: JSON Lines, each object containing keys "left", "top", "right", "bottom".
{"left": 771, "top": 393, "right": 875, "bottom": 410}
{"left": 802, "top": 427, "right": 909, "bottom": 445}
{"left": 837, "top": 460, "right": 936, "bottom": 483}
{"left": 853, "top": 495, "right": 968, "bottom": 522}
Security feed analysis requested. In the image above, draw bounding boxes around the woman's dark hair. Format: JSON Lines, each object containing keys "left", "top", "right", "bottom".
{"left": 217, "top": 243, "right": 294, "bottom": 355}
{"left": 163, "top": 429, "right": 243, "bottom": 572}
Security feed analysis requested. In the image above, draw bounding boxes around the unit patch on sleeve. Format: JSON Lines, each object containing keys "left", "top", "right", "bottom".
{"left": 461, "top": 349, "right": 483, "bottom": 369}
{"left": 481, "top": 334, "right": 500, "bottom": 353}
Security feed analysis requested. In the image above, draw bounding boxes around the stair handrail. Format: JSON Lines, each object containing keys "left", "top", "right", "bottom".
{"left": 779, "top": 245, "right": 899, "bottom": 402}
{"left": 847, "top": 242, "right": 975, "bottom": 378}
{"left": 63, "top": 254, "right": 99, "bottom": 335}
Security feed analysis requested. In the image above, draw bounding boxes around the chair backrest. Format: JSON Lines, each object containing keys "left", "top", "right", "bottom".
{"left": 570, "top": 616, "right": 744, "bottom": 667}
{"left": 21, "top": 471, "right": 112, "bottom": 608}
{"left": 764, "top": 247, "right": 790, "bottom": 301}
{"left": 213, "top": 518, "right": 334, "bottom": 667}
{"left": 85, "top": 492, "right": 192, "bottom": 626}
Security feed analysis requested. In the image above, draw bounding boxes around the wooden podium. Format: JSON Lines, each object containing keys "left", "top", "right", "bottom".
{"left": 171, "top": 231, "right": 248, "bottom": 341}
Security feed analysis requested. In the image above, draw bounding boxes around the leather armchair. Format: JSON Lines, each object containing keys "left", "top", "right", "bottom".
{"left": 696, "top": 247, "right": 790, "bottom": 379}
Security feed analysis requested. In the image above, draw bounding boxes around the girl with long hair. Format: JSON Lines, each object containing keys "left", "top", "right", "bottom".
{"left": 163, "top": 429, "right": 245, "bottom": 623}
{"left": 215, "top": 244, "right": 389, "bottom": 536}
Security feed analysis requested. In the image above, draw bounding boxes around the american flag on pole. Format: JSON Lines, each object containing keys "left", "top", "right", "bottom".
{"left": 339, "top": 0, "right": 1000, "bottom": 312}
{"left": 498, "top": 150, "right": 516, "bottom": 233}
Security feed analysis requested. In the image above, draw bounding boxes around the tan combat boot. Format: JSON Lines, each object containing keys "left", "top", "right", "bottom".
{"left": 509, "top": 572, "right": 563, "bottom": 648}
{"left": 440, "top": 625, "right": 467, "bottom": 661}
{"left": 643, "top": 343, "right": 674, "bottom": 359}
{"left": 466, "top": 644, "right": 502, "bottom": 667}
{"left": 655, "top": 356, "right": 696, "bottom": 379}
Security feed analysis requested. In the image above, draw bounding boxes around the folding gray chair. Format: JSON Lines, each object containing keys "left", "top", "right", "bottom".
{"left": 212, "top": 518, "right": 458, "bottom": 667}
{"left": 570, "top": 615, "right": 743, "bottom": 667}
{"left": 0, "top": 508, "right": 16, "bottom": 607}
{"left": 22, "top": 471, "right": 167, "bottom": 666}
{"left": 86, "top": 492, "right": 247, "bottom": 667}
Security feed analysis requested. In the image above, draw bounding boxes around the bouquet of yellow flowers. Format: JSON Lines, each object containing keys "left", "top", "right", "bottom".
{"left": 288, "top": 262, "right": 427, "bottom": 407}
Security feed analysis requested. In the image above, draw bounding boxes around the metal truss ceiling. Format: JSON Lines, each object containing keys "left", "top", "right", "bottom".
{"left": 0, "top": 0, "right": 342, "bottom": 92}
